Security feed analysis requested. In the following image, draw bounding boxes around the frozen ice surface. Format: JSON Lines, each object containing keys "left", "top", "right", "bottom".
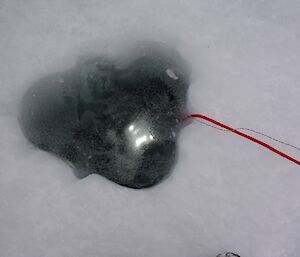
{"left": 0, "top": 0, "right": 299, "bottom": 257}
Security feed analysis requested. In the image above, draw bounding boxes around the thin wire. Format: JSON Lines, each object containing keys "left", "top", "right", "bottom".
{"left": 187, "top": 114, "right": 300, "bottom": 166}
{"left": 195, "top": 119, "right": 300, "bottom": 152}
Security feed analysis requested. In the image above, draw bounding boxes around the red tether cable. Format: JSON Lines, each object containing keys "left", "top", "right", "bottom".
{"left": 187, "top": 113, "right": 300, "bottom": 166}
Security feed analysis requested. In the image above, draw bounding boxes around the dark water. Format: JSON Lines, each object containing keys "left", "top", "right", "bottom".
{"left": 19, "top": 41, "right": 190, "bottom": 188}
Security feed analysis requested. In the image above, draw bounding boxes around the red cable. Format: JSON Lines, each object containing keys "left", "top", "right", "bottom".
{"left": 187, "top": 114, "right": 300, "bottom": 166}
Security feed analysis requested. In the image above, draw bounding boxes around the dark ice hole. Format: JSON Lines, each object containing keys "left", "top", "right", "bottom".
{"left": 19, "top": 41, "right": 190, "bottom": 189}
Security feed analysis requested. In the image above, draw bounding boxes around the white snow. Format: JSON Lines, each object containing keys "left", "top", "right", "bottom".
{"left": 166, "top": 68, "right": 179, "bottom": 80}
{"left": 0, "top": 0, "right": 300, "bottom": 257}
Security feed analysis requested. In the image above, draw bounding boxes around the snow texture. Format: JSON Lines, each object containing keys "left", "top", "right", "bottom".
{"left": 0, "top": 0, "right": 299, "bottom": 257}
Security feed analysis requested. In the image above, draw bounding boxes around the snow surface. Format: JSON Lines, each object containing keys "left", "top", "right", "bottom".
{"left": 0, "top": 0, "right": 300, "bottom": 256}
